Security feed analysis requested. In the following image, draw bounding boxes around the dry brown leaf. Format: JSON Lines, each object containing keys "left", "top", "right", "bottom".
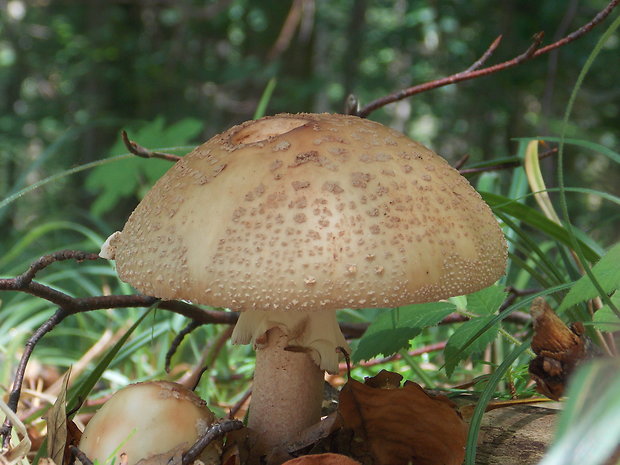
{"left": 222, "top": 427, "right": 255, "bottom": 465}
{"left": 337, "top": 370, "right": 467, "bottom": 465}
{"left": 528, "top": 298, "right": 598, "bottom": 400}
{"left": 43, "top": 368, "right": 71, "bottom": 465}
{"left": 283, "top": 453, "right": 361, "bottom": 465}
{"left": 62, "top": 420, "right": 83, "bottom": 465}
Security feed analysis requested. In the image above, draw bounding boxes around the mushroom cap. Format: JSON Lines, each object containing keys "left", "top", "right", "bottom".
{"left": 78, "top": 381, "right": 220, "bottom": 465}
{"left": 112, "top": 113, "right": 506, "bottom": 312}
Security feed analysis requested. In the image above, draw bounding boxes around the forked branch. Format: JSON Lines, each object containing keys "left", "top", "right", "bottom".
{"left": 355, "top": 0, "right": 619, "bottom": 117}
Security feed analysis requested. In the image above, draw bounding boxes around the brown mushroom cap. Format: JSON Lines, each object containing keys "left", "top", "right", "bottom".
{"left": 112, "top": 113, "right": 506, "bottom": 312}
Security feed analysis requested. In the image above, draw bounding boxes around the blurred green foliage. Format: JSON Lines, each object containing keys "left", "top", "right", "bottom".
{"left": 1, "top": 0, "right": 619, "bottom": 243}
{"left": 1, "top": 2, "right": 619, "bottom": 461}
{"left": 85, "top": 117, "right": 202, "bottom": 215}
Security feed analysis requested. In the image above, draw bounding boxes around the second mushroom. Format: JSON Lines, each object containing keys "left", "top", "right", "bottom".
{"left": 101, "top": 113, "right": 507, "bottom": 457}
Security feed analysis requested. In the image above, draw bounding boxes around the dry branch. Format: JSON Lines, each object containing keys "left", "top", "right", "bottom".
{"left": 121, "top": 130, "right": 181, "bottom": 162}
{"left": 355, "top": 0, "right": 619, "bottom": 117}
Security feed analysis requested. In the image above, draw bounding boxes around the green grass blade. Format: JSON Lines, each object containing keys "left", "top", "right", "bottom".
{"left": 482, "top": 192, "right": 600, "bottom": 262}
{"left": 253, "top": 77, "right": 277, "bottom": 120}
{"left": 464, "top": 341, "right": 531, "bottom": 465}
{"left": 31, "top": 304, "right": 156, "bottom": 465}
{"left": 0, "top": 221, "right": 105, "bottom": 271}
{"left": 514, "top": 136, "right": 620, "bottom": 164}
{"left": 0, "top": 145, "right": 195, "bottom": 212}
{"left": 538, "top": 359, "right": 620, "bottom": 465}
{"left": 443, "top": 282, "right": 574, "bottom": 374}
{"left": 555, "top": 13, "right": 620, "bottom": 317}
{"left": 67, "top": 304, "right": 158, "bottom": 413}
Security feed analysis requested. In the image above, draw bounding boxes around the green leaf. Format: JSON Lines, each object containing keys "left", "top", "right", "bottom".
{"left": 67, "top": 306, "right": 155, "bottom": 414}
{"left": 85, "top": 117, "right": 202, "bottom": 216}
{"left": 444, "top": 316, "right": 499, "bottom": 377}
{"left": 514, "top": 136, "right": 620, "bottom": 165}
{"left": 352, "top": 302, "right": 455, "bottom": 362}
{"left": 253, "top": 77, "right": 277, "bottom": 119}
{"left": 481, "top": 192, "right": 601, "bottom": 262}
{"left": 396, "top": 301, "right": 458, "bottom": 328}
{"left": 353, "top": 326, "right": 421, "bottom": 363}
{"left": 558, "top": 243, "right": 620, "bottom": 313}
{"left": 592, "top": 292, "right": 620, "bottom": 332}
{"left": 466, "top": 285, "right": 507, "bottom": 316}
{"left": 464, "top": 342, "right": 530, "bottom": 465}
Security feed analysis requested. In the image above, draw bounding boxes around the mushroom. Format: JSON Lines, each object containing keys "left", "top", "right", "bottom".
{"left": 104, "top": 113, "right": 506, "bottom": 456}
{"left": 78, "top": 381, "right": 221, "bottom": 465}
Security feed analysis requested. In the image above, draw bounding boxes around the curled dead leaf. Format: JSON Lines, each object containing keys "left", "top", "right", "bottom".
{"left": 528, "top": 298, "right": 599, "bottom": 400}
{"left": 336, "top": 370, "right": 467, "bottom": 465}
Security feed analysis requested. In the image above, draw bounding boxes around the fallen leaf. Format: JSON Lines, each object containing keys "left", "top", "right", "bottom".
{"left": 528, "top": 298, "right": 599, "bottom": 400}
{"left": 283, "top": 453, "right": 361, "bottom": 465}
{"left": 280, "top": 412, "right": 340, "bottom": 456}
{"left": 222, "top": 427, "right": 255, "bottom": 465}
{"left": 44, "top": 368, "right": 71, "bottom": 465}
{"left": 336, "top": 370, "right": 467, "bottom": 465}
{"left": 62, "top": 420, "right": 83, "bottom": 465}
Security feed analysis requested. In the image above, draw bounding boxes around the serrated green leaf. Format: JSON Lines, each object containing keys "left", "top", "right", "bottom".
{"left": 466, "top": 285, "right": 507, "bottom": 316}
{"left": 558, "top": 243, "right": 620, "bottom": 312}
{"left": 444, "top": 316, "right": 499, "bottom": 377}
{"left": 353, "top": 327, "right": 421, "bottom": 363}
{"left": 352, "top": 302, "right": 456, "bottom": 362}
{"left": 86, "top": 117, "right": 202, "bottom": 216}
{"left": 395, "top": 301, "right": 457, "bottom": 328}
{"left": 86, "top": 156, "right": 153, "bottom": 215}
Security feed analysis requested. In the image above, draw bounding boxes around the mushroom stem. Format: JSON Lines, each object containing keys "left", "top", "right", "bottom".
{"left": 249, "top": 326, "right": 324, "bottom": 455}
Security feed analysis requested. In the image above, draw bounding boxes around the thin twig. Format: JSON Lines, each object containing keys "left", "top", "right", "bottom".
{"left": 121, "top": 130, "right": 181, "bottom": 163}
{"left": 14, "top": 250, "right": 100, "bottom": 287}
{"left": 1, "top": 309, "right": 68, "bottom": 448}
{"left": 339, "top": 341, "right": 447, "bottom": 371}
{"left": 165, "top": 320, "right": 203, "bottom": 373}
{"left": 357, "top": 0, "right": 619, "bottom": 117}
{"left": 181, "top": 419, "right": 244, "bottom": 465}
{"left": 453, "top": 153, "right": 470, "bottom": 170}
{"left": 514, "top": 31, "right": 546, "bottom": 63}
{"left": 0, "top": 267, "right": 238, "bottom": 324}
{"left": 337, "top": 346, "right": 351, "bottom": 377}
{"left": 70, "top": 445, "right": 94, "bottom": 465}
{"left": 228, "top": 387, "right": 252, "bottom": 419}
{"left": 462, "top": 35, "right": 503, "bottom": 73}
{"left": 188, "top": 326, "right": 235, "bottom": 390}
